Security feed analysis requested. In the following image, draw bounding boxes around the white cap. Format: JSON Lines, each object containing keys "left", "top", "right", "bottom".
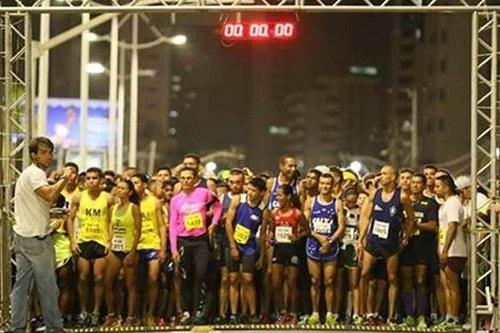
{"left": 314, "top": 165, "right": 330, "bottom": 175}
{"left": 455, "top": 175, "right": 471, "bottom": 190}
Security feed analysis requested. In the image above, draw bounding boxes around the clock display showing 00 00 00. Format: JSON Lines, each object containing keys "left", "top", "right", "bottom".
{"left": 221, "top": 22, "right": 296, "bottom": 40}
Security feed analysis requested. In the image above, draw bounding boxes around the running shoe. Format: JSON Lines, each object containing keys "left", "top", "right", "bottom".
{"left": 325, "top": 312, "right": 338, "bottom": 326}
{"left": 156, "top": 317, "right": 167, "bottom": 326}
{"left": 416, "top": 315, "right": 427, "bottom": 329}
{"left": 89, "top": 313, "right": 100, "bottom": 327}
{"left": 76, "top": 312, "right": 89, "bottom": 327}
{"left": 307, "top": 312, "right": 320, "bottom": 325}
{"left": 351, "top": 314, "right": 363, "bottom": 326}
{"left": 398, "top": 316, "right": 415, "bottom": 327}
{"left": 122, "top": 317, "right": 136, "bottom": 327}
{"left": 180, "top": 312, "right": 192, "bottom": 325}
{"left": 103, "top": 314, "right": 120, "bottom": 327}
{"left": 259, "top": 314, "right": 272, "bottom": 324}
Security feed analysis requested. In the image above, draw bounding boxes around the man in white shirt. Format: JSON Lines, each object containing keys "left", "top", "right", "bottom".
{"left": 8, "top": 137, "right": 71, "bottom": 333}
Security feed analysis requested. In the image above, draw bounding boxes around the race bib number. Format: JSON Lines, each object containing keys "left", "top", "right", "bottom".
{"left": 184, "top": 212, "right": 204, "bottom": 231}
{"left": 112, "top": 237, "right": 125, "bottom": 252}
{"left": 234, "top": 224, "right": 251, "bottom": 245}
{"left": 275, "top": 226, "right": 292, "bottom": 243}
{"left": 112, "top": 226, "right": 126, "bottom": 251}
{"left": 313, "top": 220, "right": 331, "bottom": 234}
{"left": 372, "top": 220, "right": 389, "bottom": 239}
{"left": 344, "top": 227, "right": 357, "bottom": 241}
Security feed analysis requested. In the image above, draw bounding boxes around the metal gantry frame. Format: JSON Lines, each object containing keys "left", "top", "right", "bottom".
{"left": 0, "top": 2, "right": 499, "bottom": 333}
{"left": 0, "top": 12, "right": 32, "bottom": 325}
{"left": 471, "top": 11, "right": 499, "bottom": 333}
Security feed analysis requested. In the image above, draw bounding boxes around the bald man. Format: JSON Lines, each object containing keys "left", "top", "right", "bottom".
{"left": 357, "top": 165, "right": 415, "bottom": 326}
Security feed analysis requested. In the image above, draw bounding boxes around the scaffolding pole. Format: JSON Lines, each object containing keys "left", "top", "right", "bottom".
{"left": 79, "top": 13, "right": 90, "bottom": 170}
{"left": 128, "top": 14, "right": 139, "bottom": 168}
{"left": 108, "top": 16, "right": 119, "bottom": 171}
{"left": 470, "top": 10, "right": 499, "bottom": 333}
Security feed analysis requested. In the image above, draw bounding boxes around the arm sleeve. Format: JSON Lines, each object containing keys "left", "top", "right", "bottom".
{"left": 169, "top": 199, "right": 179, "bottom": 255}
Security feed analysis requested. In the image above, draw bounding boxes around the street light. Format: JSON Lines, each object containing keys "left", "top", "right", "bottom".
{"left": 85, "top": 31, "right": 99, "bottom": 42}
{"left": 349, "top": 161, "right": 363, "bottom": 174}
{"left": 169, "top": 34, "right": 187, "bottom": 46}
{"left": 85, "top": 62, "right": 105, "bottom": 74}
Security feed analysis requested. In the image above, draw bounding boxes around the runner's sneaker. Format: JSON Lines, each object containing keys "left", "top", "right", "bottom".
{"left": 103, "top": 314, "right": 120, "bottom": 327}
{"left": 352, "top": 314, "right": 363, "bottom": 326}
{"left": 386, "top": 318, "right": 398, "bottom": 328}
{"left": 399, "top": 316, "right": 415, "bottom": 327}
{"left": 156, "top": 317, "right": 167, "bottom": 326}
{"left": 180, "top": 312, "right": 191, "bottom": 325}
{"left": 228, "top": 314, "right": 239, "bottom": 325}
{"left": 122, "top": 317, "right": 135, "bottom": 327}
{"left": 76, "top": 312, "right": 89, "bottom": 327}
{"left": 325, "top": 312, "right": 338, "bottom": 326}
{"left": 416, "top": 315, "right": 427, "bottom": 329}
{"left": 89, "top": 312, "right": 100, "bottom": 327}
{"left": 307, "top": 312, "right": 320, "bottom": 325}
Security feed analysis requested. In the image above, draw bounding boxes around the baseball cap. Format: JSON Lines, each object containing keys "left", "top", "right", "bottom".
{"left": 455, "top": 175, "right": 471, "bottom": 190}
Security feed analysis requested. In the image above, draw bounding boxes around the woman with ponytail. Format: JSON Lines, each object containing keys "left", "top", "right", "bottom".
{"left": 103, "top": 180, "right": 142, "bottom": 326}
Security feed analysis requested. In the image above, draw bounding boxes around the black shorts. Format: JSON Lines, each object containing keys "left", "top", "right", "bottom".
{"left": 371, "top": 258, "right": 387, "bottom": 280}
{"left": 272, "top": 243, "right": 300, "bottom": 267}
{"left": 227, "top": 249, "right": 256, "bottom": 273}
{"left": 399, "top": 237, "right": 435, "bottom": 267}
{"left": 79, "top": 241, "right": 107, "bottom": 260}
{"left": 365, "top": 241, "right": 399, "bottom": 259}
{"left": 112, "top": 250, "right": 128, "bottom": 260}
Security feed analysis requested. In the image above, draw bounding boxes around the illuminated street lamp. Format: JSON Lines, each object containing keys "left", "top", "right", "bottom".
{"left": 85, "top": 62, "right": 105, "bottom": 74}
{"left": 349, "top": 161, "right": 363, "bottom": 174}
{"left": 169, "top": 34, "right": 187, "bottom": 45}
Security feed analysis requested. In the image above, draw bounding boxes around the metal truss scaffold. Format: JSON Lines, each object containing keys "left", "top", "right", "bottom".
{"left": 0, "top": 6, "right": 498, "bottom": 333}
{"left": 1, "top": 0, "right": 500, "bottom": 13}
{"left": 470, "top": 10, "right": 499, "bottom": 333}
{"left": 0, "top": 12, "right": 32, "bottom": 327}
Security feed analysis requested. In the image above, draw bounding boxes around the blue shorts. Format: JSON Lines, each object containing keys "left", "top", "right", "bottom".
{"left": 138, "top": 249, "right": 160, "bottom": 262}
{"left": 306, "top": 237, "right": 339, "bottom": 262}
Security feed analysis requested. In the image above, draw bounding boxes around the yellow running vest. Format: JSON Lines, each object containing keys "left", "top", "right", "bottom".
{"left": 53, "top": 188, "right": 80, "bottom": 263}
{"left": 77, "top": 190, "right": 109, "bottom": 246}
{"left": 110, "top": 203, "right": 136, "bottom": 253}
{"left": 138, "top": 195, "right": 161, "bottom": 250}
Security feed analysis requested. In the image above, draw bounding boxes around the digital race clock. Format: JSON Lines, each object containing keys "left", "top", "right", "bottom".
{"left": 221, "top": 22, "right": 297, "bottom": 40}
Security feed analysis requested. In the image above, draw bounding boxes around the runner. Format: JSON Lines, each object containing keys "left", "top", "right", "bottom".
{"left": 434, "top": 174, "right": 467, "bottom": 329}
{"left": 357, "top": 165, "right": 415, "bottom": 326}
{"left": 67, "top": 167, "right": 114, "bottom": 327}
{"left": 169, "top": 167, "right": 222, "bottom": 324}
{"left": 225, "top": 177, "right": 267, "bottom": 324}
{"left": 131, "top": 173, "right": 167, "bottom": 326}
{"left": 52, "top": 162, "right": 79, "bottom": 326}
{"left": 269, "top": 184, "right": 309, "bottom": 324}
{"left": 336, "top": 186, "right": 362, "bottom": 325}
{"left": 102, "top": 180, "right": 142, "bottom": 327}
{"left": 303, "top": 173, "right": 345, "bottom": 325}
{"left": 398, "top": 173, "right": 439, "bottom": 328}
{"left": 216, "top": 169, "right": 245, "bottom": 324}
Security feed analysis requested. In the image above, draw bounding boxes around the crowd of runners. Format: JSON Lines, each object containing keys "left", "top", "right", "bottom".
{"left": 19, "top": 151, "right": 500, "bottom": 331}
